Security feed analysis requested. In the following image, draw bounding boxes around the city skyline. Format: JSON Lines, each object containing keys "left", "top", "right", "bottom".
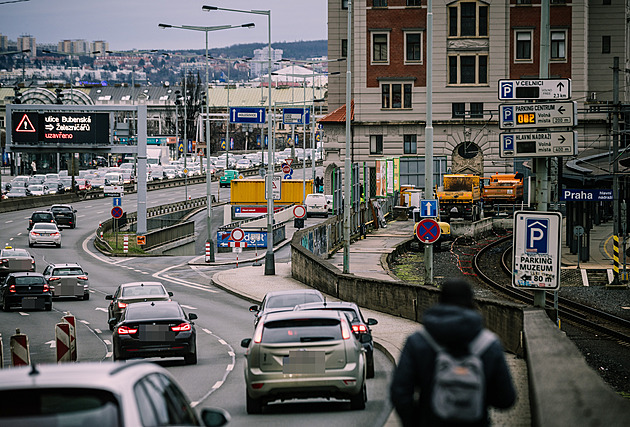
{"left": 0, "top": 0, "right": 327, "bottom": 51}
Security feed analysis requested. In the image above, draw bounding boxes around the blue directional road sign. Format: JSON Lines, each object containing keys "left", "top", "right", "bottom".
{"left": 230, "top": 107, "right": 265, "bottom": 124}
{"left": 283, "top": 108, "right": 310, "bottom": 125}
{"left": 112, "top": 197, "right": 122, "bottom": 207}
{"left": 188, "top": 140, "right": 192, "bottom": 153}
{"left": 513, "top": 211, "right": 562, "bottom": 290}
{"left": 178, "top": 140, "right": 184, "bottom": 153}
{"left": 419, "top": 199, "right": 438, "bottom": 218}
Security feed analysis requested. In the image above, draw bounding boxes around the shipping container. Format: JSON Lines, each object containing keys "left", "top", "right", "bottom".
{"left": 230, "top": 179, "right": 314, "bottom": 206}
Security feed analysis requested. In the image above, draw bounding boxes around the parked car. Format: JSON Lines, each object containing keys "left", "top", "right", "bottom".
{"left": 42, "top": 262, "right": 89, "bottom": 300}
{"left": 294, "top": 301, "right": 379, "bottom": 378}
{"left": 0, "top": 362, "right": 229, "bottom": 426}
{"left": 241, "top": 310, "right": 367, "bottom": 413}
{"left": 0, "top": 271, "right": 52, "bottom": 311}
{"left": 28, "top": 210, "right": 56, "bottom": 231}
{"left": 106, "top": 281, "right": 173, "bottom": 330}
{"left": 28, "top": 223, "right": 62, "bottom": 248}
{"left": 112, "top": 300, "right": 198, "bottom": 365}
{"left": 249, "top": 289, "right": 324, "bottom": 328}
{"left": 0, "top": 246, "right": 35, "bottom": 277}
{"left": 305, "top": 193, "right": 329, "bottom": 217}
{"left": 50, "top": 204, "right": 77, "bottom": 228}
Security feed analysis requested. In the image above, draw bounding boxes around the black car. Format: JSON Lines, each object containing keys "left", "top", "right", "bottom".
{"left": 28, "top": 211, "right": 56, "bottom": 231}
{"left": 1, "top": 272, "right": 52, "bottom": 311}
{"left": 294, "top": 301, "right": 379, "bottom": 378}
{"left": 50, "top": 204, "right": 77, "bottom": 229}
{"left": 112, "top": 300, "right": 197, "bottom": 365}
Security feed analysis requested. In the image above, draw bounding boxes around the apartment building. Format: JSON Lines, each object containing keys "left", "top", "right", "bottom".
{"left": 17, "top": 34, "right": 36, "bottom": 58}
{"left": 324, "top": 0, "right": 628, "bottom": 191}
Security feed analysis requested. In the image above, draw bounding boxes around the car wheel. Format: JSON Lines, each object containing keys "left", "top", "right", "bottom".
{"left": 184, "top": 351, "right": 197, "bottom": 365}
{"left": 349, "top": 384, "right": 367, "bottom": 410}
{"left": 28, "top": 242, "right": 34, "bottom": 248}
{"left": 366, "top": 352, "right": 375, "bottom": 379}
{"left": 56, "top": 243, "right": 61, "bottom": 248}
{"left": 109, "top": 321, "right": 115, "bottom": 331}
{"left": 246, "top": 391, "right": 263, "bottom": 414}
{"left": 71, "top": 223, "right": 76, "bottom": 229}
{"left": 45, "top": 303, "right": 52, "bottom": 311}
{"left": 83, "top": 293, "right": 90, "bottom": 301}
{"left": 1, "top": 301, "right": 9, "bottom": 312}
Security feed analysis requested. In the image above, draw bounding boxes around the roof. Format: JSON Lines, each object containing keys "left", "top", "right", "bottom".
{"left": 263, "top": 308, "right": 343, "bottom": 322}
{"left": 264, "top": 289, "right": 324, "bottom": 297}
{"left": 120, "top": 281, "right": 164, "bottom": 288}
{"left": 319, "top": 100, "right": 354, "bottom": 123}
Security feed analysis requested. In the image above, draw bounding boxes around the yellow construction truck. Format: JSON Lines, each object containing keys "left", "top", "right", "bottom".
{"left": 436, "top": 174, "right": 482, "bottom": 222}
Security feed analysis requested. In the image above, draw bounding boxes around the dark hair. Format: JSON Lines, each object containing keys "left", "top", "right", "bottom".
{"left": 439, "top": 279, "right": 475, "bottom": 309}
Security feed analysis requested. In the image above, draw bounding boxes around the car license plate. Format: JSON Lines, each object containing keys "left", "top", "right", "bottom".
{"left": 22, "top": 297, "right": 43, "bottom": 309}
{"left": 139, "top": 325, "right": 175, "bottom": 341}
{"left": 283, "top": 350, "right": 325, "bottom": 374}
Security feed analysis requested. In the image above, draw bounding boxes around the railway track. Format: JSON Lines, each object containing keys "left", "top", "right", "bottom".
{"left": 473, "top": 235, "right": 630, "bottom": 344}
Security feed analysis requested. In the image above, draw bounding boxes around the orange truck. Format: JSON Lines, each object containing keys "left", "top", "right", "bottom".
{"left": 482, "top": 173, "right": 524, "bottom": 209}
{"left": 436, "top": 174, "right": 482, "bottom": 222}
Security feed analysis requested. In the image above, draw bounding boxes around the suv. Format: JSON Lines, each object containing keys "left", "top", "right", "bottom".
{"left": 50, "top": 204, "right": 77, "bottom": 228}
{"left": 42, "top": 263, "right": 90, "bottom": 300}
{"left": 28, "top": 210, "right": 56, "bottom": 231}
{"left": 0, "top": 362, "right": 228, "bottom": 426}
{"left": 0, "top": 271, "right": 52, "bottom": 311}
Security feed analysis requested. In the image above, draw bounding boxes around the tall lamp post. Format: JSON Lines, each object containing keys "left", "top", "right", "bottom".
{"left": 203, "top": 5, "right": 275, "bottom": 275}
{"left": 159, "top": 22, "right": 254, "bottom": 263}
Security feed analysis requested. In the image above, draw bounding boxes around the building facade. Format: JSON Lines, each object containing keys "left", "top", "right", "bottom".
{"left": 324, "top": 0, "right": 629, "bottom": 194}
{"left": 17, "top": 35, "right": 36, "bottom": 58}
{"left": 250, "top": 47, "right": 284, "bottom": 78}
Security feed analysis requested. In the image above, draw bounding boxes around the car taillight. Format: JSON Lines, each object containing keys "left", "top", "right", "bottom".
{"left": 251, "top": 383, "right": 264, "bottom": 390}
{"left": 30, "top": 232, "right": 40, "bottom": 236}
{"left": 117, "top": 301, "right": 128, "bottom": 309}
{"left": 43, "top": 283, "right": 50, "bottom": 292}
{"left": 253, "top": 322, "right": 264, "bottom": 343}
{"left": 49, "top": 276, "right": 61, "bottom": 281}
{"left": 341, "top": 318, "right": 351, "bottom": 340}
{"left": 9, "top": 284, "right": 16, "bottom": 293}
{"left": 117, "top": 325, "right": 137, "bottom": 335}
{"left": 77, "top": 276, "right": 88, "bottom": 280}
{"left": 0, "top": 258, "right": 7, "bottom": 265}
{"left": 171, "top": 322, "right": 191, "bottom": 332}
{"left": 352, "top": 324, "right": 368, "bottom": 334}
{"left": 50, "top": 232, "right": 60, "bottom": 237}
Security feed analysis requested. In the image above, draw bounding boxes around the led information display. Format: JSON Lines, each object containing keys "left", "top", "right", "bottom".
{"left": 11, "top": 112, "right": 109, "bottom": 144}
{"left": 499, "top": 102, "right": 576, "bottom": 130}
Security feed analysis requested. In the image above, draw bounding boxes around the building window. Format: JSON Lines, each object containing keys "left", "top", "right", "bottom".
{"left": 602, "top": 36, "right": 611, "bottom": 54}
{"left": 373, "top": 0, "right": 387, "bottom": 7}
{"left": 372, "top": 33, "right": 389, "bottom": 63}
{"left": 342, "top": 39, "right": 348, "bottom": 58}
{"left": 407, "top": 0, "right": 421, "bottom": 5}
{"left": 516, "top": 0, "right": 532, "bottom": 4}
{"left": 452, "top": 103, "right": 465, "bottom": 118}
{"left": 550, "top": 30, "right": 566, "bottom": 60}
{"left": 603, "top": 0, "right": 611, "bottom": 4}
{"left": 405, "top": 32, "right": 422, "bottom": 63}
{"left": 370, "top": 135, "right": 383, "bottom": 154}
{"left": 404, "top": 135, "right": 417, "bottom": 154}
{"left": 448, "top": 55, "right": 488, "bottom": 85}
{"left": 515, "top": 30, "right": 532, "bottom": 61}
{"left": 381, "top": 83, "right": 413, "bottom": 109}
{"left": 448, "top": 1, "right": 488, "bottom": 37}
{"left": 342, "top": 0, "right": 348, "bottom": 9}
{"left": 470, "top": 103, "right": 484, "bottom": 118}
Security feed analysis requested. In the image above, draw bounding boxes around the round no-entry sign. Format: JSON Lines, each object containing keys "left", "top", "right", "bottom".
{"left": 111, "top": 206, "right": 124, "bottom": 219}
{"left": 293, "top": 205, "right": 306, "bottom": 218}
{"left": 282, "top": 164, "right": 291, "bottom": 174}
{"left": 415, "top": 218, "right": 441, "bottom": 244}
{"left": 230, "top": 227, "right": 245, "bottom": 242}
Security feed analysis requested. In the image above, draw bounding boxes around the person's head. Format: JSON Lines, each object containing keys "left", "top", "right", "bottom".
{"left": 439, "top": 279, "right": 475, "bottom": 309}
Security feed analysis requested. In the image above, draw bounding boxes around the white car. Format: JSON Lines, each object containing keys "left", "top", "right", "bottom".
{"left": 235, "top": 158, "right": 253, "bottom": 170}
{"left": 29, "top": 222, "right": 62, "bottom": 248}
{"left": 305, "top": 193, "right": 329, "bottom": 217}
{"left": 27, "top": 184, "right": 48, "bottom": 196}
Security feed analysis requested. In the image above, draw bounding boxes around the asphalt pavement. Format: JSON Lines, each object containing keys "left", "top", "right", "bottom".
{"left": 203, "top": 218, "right": 531, "bottom": 426}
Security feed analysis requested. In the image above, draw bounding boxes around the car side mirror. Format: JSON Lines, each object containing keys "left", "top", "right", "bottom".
{"left": 74, "top": 210, "right": 77, "bottom": 213}
{"left": 200, "top": 408, "right": 231, "bottom": 427}
{"left": 249, "top": 305, "right": 259, "bottom": 313}
{"left": 105, "top": 295, "right": 113, "bottom": 300}
{"left": 168, "top": 291, "right": 174, "bottom": 297}
{"left": 108, "top": 318, "right": 118, "bottom": 328}
{"left": 367, "top": 318, "right": 378, "bottom": 326}
{"left": 188, "top": 313, "right": 198, "bottom": 320}
{"left": 240, "top": 338, "right": 252, "bottom": 348}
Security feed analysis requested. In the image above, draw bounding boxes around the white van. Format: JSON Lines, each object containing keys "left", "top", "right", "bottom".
{"left": 104, "top": 172, "right": 124, "bottom": 186}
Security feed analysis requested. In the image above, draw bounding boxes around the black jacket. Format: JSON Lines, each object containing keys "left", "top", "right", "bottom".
{"left": 390, "top": 304, "right": 516, "bottom": 426}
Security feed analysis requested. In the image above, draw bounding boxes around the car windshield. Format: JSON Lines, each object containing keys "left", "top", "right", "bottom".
{"left": 266, "top": 293, "right": 324, "bottom": 309}
{"left": 122, "top": 285, "right": 166, "bottom": 297}
{"left": 125, "top": 303, "right": 182, "bottom": 321}
{"left": 29, "top": 185, "right": 44, "bottom": 191}
{"left": 10, "top": 188, "right": 27, "bottom": 194}
{"left": 0, "top": 388, "right": 120, "bottom": 427}
{"left": 33, "top": 224, "right": 57, "bottom": 230}
{"left": 52, "top": 207, "right": 72, "bottom": 213}
{"left": 1, "top": 249, "right": 30, "bottom": 257}
{"left": 262, "top": 318, "right": 342, "bottom": 343}
{"left": 32, "top": 213, "right": 53, "bottom": 221}
{"left": 52, "top": 268, "right": 84, "bottom": 276}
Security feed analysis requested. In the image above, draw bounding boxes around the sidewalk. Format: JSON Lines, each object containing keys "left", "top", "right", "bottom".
{"left": 209, "top": 219, "right": 530, "bottom": 426}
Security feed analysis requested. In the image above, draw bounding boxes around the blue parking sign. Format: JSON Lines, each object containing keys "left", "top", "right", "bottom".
{"left": 503, "top": 135, "right": 514, "bottom": 151}
{"left": 526, "top": 218, "right": 549, "bottom": 254}
{"left": 500, "top": 81, "right": 514, "bottom": 99}
{"left": 502, "top": 106, "right": 513, "bottom": 122}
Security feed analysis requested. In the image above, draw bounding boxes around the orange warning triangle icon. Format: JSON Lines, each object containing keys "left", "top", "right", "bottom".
{"left": 16, "top": 114, "right": 36, "bottom": 132}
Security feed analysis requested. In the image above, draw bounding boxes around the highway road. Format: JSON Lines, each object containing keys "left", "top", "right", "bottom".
{"left": 0, "top": 177, "right": 394, "bottom": 426}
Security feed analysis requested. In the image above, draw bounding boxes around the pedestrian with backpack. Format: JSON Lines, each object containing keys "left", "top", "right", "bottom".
{"left": 390, "top": 279, "right": 516, "bottom": 426}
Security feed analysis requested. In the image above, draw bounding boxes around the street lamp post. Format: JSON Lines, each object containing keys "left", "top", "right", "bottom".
{"left": 159, "top": 22, "right": 254, "bottom": 263}
{"left": 204, "top": 5, "right": 275, "bottom": 275}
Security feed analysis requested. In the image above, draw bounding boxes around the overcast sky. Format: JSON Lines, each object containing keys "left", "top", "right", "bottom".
{"left": 0, "top": 0, "right": 328, "bottom": 51}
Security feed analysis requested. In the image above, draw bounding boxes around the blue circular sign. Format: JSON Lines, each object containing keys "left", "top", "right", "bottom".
{"left": 415, "top": 219, "right": 441, "bottom": 244}
{"left": 111, "top": 206, "right": 124, "bottom": 219}
{"left": 284, "top": 174, "right": 292, "bottom": 179}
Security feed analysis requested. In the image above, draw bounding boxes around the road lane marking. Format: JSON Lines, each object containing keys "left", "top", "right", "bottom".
{"left": 5, "top": 220, "right": 12, "bottom": 223}
{"left": 103, "top": 340, "right": 111, "bottom": 345}
{"left": 218, "top": 338, "right": 227, "bottom": 345}
{"left": 106, "top": 351, "right": 113, "bottom": 358}
{"left": 212, "top": 381, "right": 224, "bottom": 389}
{"left": 46, "top": 340, "right": 55, "bottom": 348}
{"left": 202, "top": 328, "right": 212, "bottom": 334}
{"left": 95, "top": 307, "right": 108, "bottom": 312}
{"left": 80, "top": 320, "right": 90, "bottom": 325}
{"left": 153, "top": 264, "right": 218, "bottom": 293}
{"left": 96, "top": 211, "right": 104, "bottom": 214}
{"left": 18, "top": 312, "right": 29, "bottom": 316}
{"left": 226, "top": 364, "right": 234, "bottom": 371}
{"left": 94, "top": 328, "right": 102, "bottom": 334}
{"left": 228, "top": 351, "right": 235, "bottom": 357}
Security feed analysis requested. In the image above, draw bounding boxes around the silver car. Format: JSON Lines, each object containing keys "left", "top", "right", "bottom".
{"left": 28, "top": 222, "right": 62, "bottom": 248}
{"left": 240, "top": 310, "right": 367, "bottom": 414}
{"left": 42, "top": 263, "right": 90, "bottom": 300}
